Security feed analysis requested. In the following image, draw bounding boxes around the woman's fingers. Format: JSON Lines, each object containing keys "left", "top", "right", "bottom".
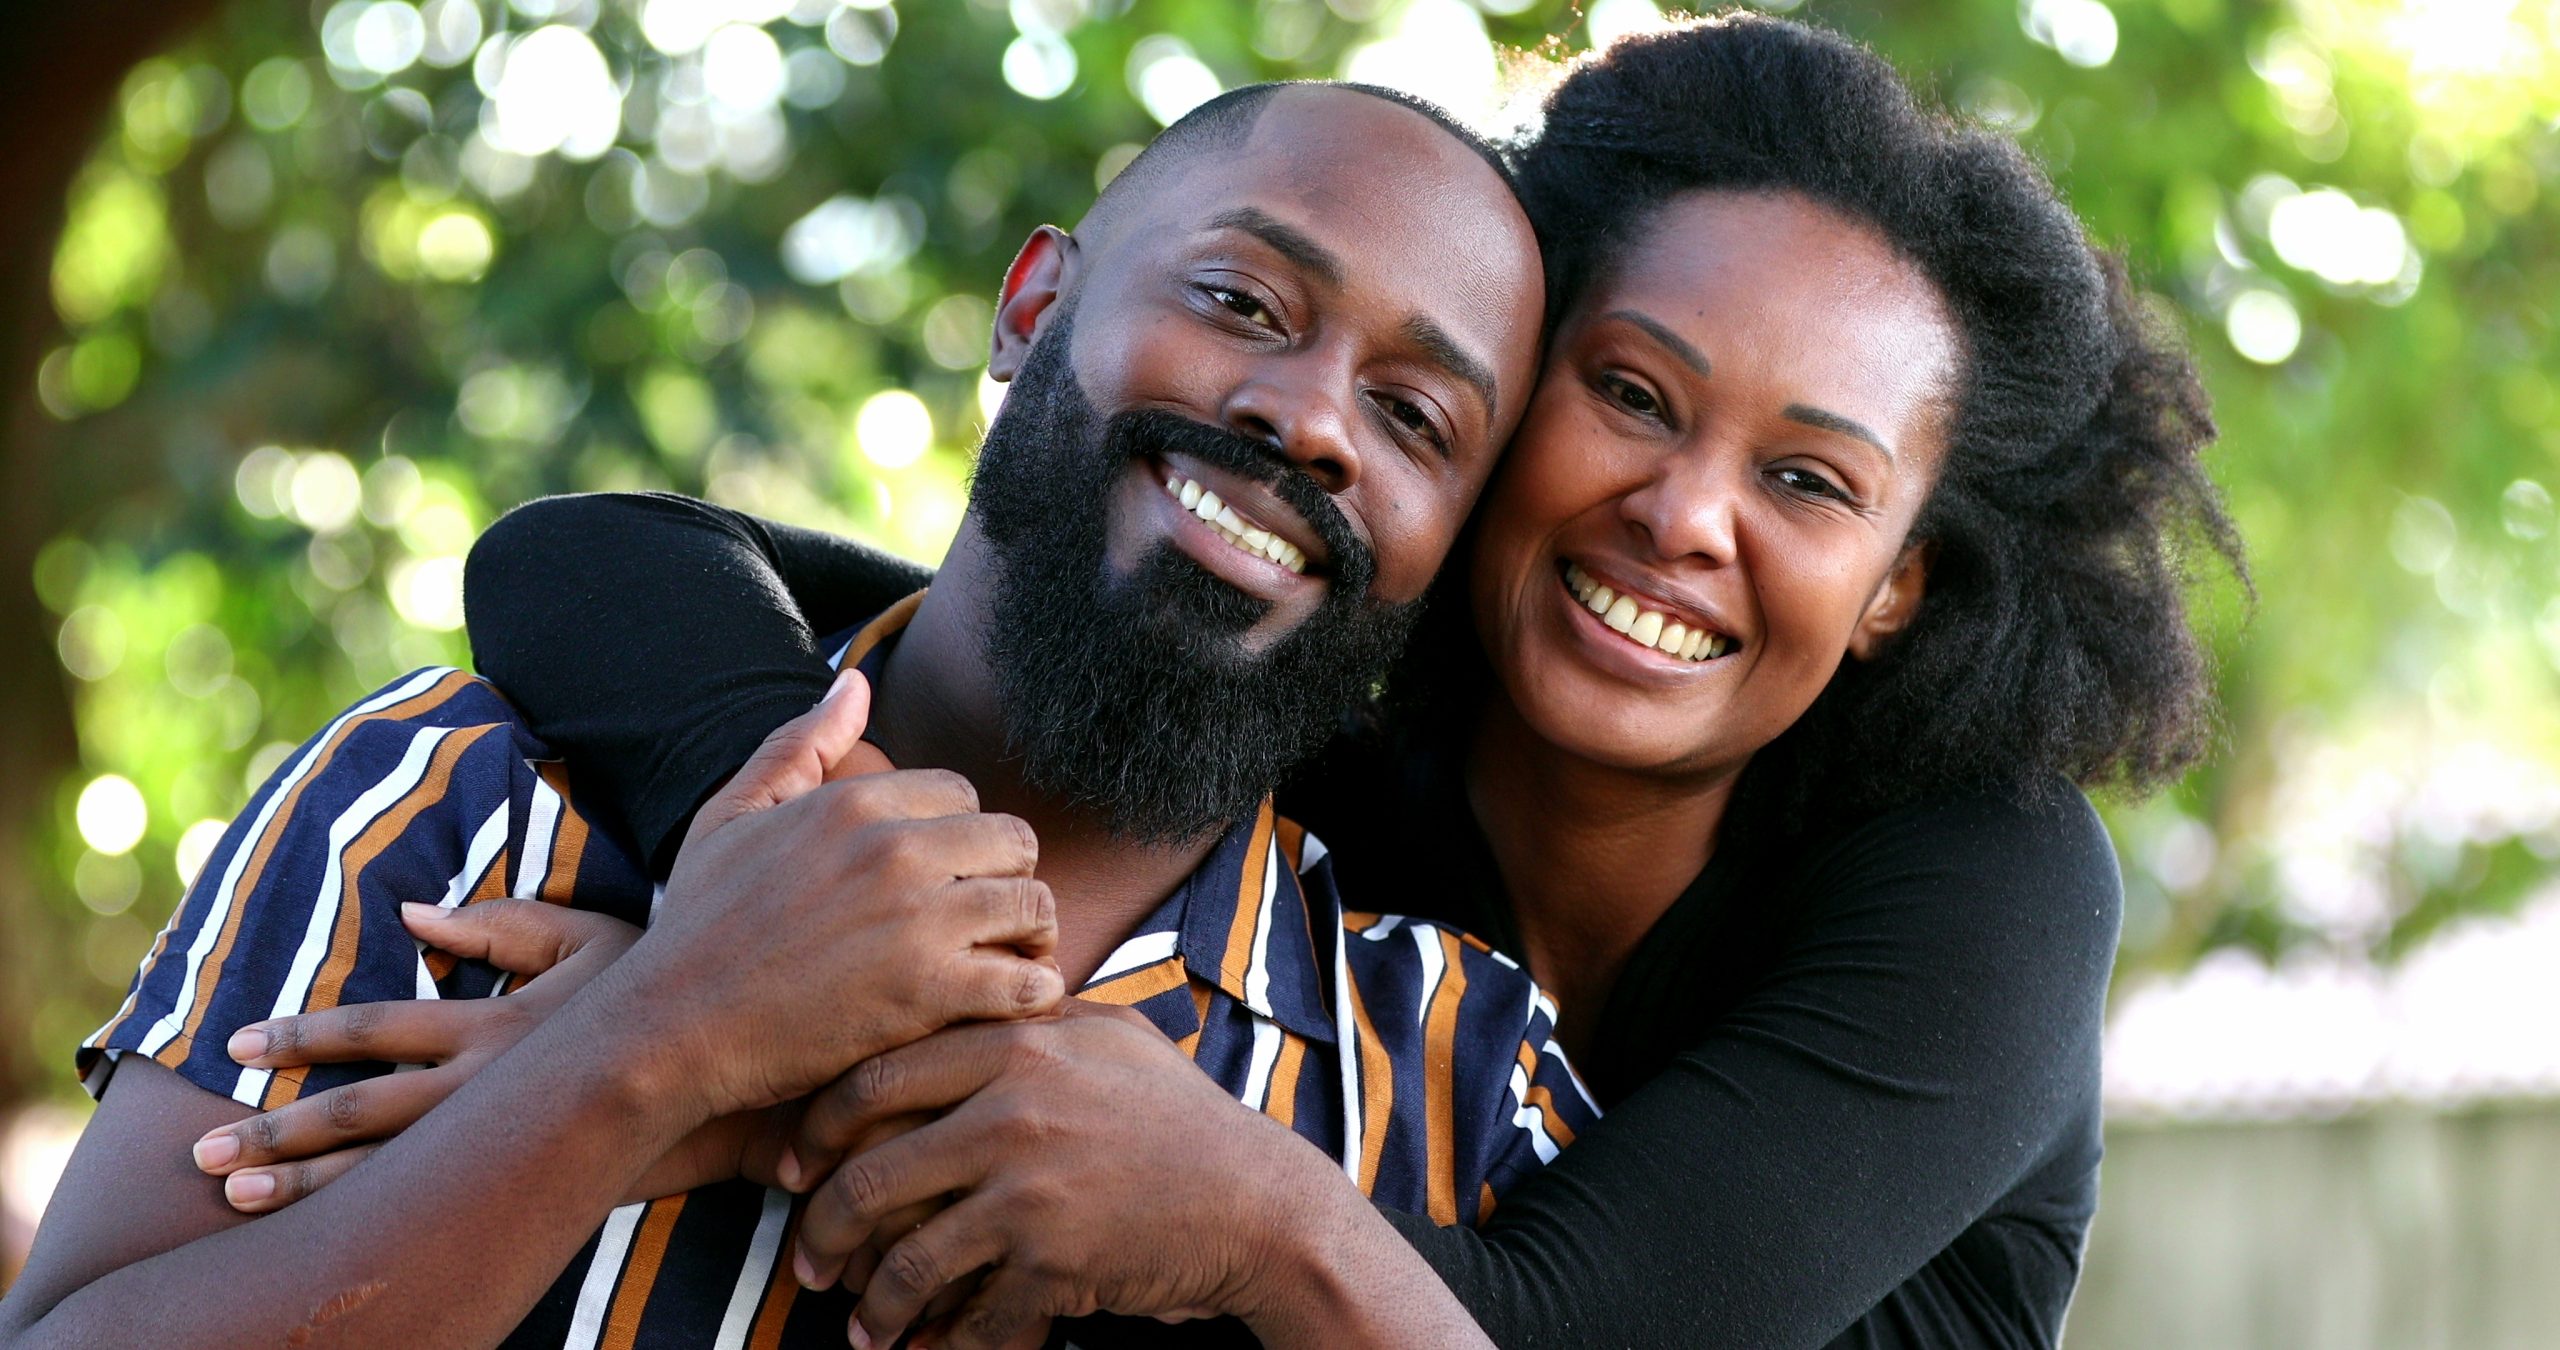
{"left": 193, "top": 1068, "right": 456, "bottom": 1179}
{"left": 227, "top": 998, "right": 480, "bottom": 1069}
{"left": 686, "top": 668, "right": 873, "bottom": 842}
{"left": 795, "top": 1118, "right": 990, "bottom": 1288}
{"left": 216, "top": 1143, "right": 381, "bottom": 1214}
{"left": 849, "top": 1192, "right": 1017, "bottom": 1350}
{"left": 399, "top": 898, "right": 636, "bottom": 975}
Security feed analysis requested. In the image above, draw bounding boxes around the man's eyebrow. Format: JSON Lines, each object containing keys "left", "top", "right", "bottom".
{"left": 1402, "top": 314, "right": 1499, "bottom": 426}
{"left": 1785, "top": 403, "right": 1895, "bottom": 462}
{"left": 1206, "top": 207, "right": 1343, "bottom": 288}
{"left": 1602, "top": 309, "right": 1710, "bottom": 376}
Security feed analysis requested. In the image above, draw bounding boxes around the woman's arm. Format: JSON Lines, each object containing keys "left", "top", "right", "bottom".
{"left": 1383, "top": 787, "right": 2121, "bottom": 1350}
{"left": 464, "top": 492, "right": 929, "bottom": 870}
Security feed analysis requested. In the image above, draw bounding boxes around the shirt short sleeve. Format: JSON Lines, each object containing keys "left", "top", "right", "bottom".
{"left": 76, "top": 667, "right": 653, "bottom": 1110}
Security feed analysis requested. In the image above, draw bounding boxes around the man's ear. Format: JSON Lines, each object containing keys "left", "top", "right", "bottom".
{"left": 988, "top": 225, "right": 1079, "bottom": 380}
{"left": 1847, "top": 541, "right": 1931, "bottom": 661}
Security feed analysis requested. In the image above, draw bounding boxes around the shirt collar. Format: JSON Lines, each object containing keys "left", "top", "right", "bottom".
{"left": 1164, "top": 800, "right": 1338, "bottom": 1044}
{"left": 826, "top": 589, "right": 1338, "bottom": 1046}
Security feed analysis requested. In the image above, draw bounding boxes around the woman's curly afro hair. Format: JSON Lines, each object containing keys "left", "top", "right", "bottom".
{"left": 1503, "top": 12, "right": 2247, "bottom": 825}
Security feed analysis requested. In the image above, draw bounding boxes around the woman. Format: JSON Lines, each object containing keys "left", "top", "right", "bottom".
{"left": 223, "top": 15, "right": 2238, "bottom": 1347}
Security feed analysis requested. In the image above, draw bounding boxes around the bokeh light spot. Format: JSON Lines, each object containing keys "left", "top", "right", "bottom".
{"left": 288, "top": 451, "right": 364, "bottom": 532}
{"left": 76, "top": 775, "right": 149, "bottom": 857}
{"left": 175, "top": 819, "right": 231, "bottom": 888}
{"left": 2225, "top": 289, "right": 2302, "bottom": 364}
{"left": 855, "top": 389, "right": 934, "bottom": 468}
{"left": 1126, "top": 35, "right": 1221, "bottom": 126}
{"left": 1004, "top": 33, "right": 1078, "bottom": 100}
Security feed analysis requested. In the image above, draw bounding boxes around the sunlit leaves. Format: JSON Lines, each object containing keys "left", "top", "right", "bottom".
{"left": 51, "top": 168, "right": 170, "bottom": 327}
{"left": 16, "top": 0, "right": 2560, "bottom": 1029}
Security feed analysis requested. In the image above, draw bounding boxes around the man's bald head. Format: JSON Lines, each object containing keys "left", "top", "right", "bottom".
{"left": 1075, "top": 81, "right": 1519, "bottom": 247}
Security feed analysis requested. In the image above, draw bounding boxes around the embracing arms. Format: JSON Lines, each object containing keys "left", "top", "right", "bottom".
{"left": 0, "top": 675, "right": 1063, "bottom": 1348}
{"left": 461, "top": 493, "right": 2127, "bottom": 1349}
{"left": 1378, "top": 787, "right": 2123, "bottom": 1349}
{"left": 465, "top": 491, "right": 929, "bottom": 870}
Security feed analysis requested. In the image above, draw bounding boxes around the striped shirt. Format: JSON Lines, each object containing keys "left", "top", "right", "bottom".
{"left": 80, "top": 595, "right": 1596, "bottom": 1348}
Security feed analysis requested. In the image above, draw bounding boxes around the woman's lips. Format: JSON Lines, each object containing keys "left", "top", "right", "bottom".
{"left": 1559, "top": 561, "right": 1736, "bottom": 663}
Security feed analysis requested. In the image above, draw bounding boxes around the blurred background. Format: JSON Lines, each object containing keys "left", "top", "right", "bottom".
{"left": 0, "top": 0, "right": 2552, "bottom": 1342}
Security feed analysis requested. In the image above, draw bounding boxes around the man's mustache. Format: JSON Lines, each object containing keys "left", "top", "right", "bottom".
{"left": 1103, "top": 408, "right": 1378, "bottom": 599}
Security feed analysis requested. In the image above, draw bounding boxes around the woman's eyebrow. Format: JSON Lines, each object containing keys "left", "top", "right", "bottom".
{"left": 1600, "top": 308, "right": 1710, "bottom": 375}
{"left": 1785, "top": 403, "right": 1894, "bottom": 461}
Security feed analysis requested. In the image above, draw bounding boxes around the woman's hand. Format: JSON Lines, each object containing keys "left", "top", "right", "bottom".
{"left": 781, "top": 1000, "right": 1370, "bottom": 1350}
{"left": 187, "top": 899, "right": 643, "bottom": 1212}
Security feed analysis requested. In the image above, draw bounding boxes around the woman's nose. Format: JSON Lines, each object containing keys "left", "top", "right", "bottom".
{"left": 1621, "top": 453, "right": 1741, "bottom": 566}
{"left": 1219, "top": 362, "right": 1363, "bottom": 494}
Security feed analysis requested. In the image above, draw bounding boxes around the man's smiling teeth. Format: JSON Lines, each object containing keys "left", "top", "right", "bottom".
{"left": 1563, "top": 562, "right": 1732, "bottom": 662}
{"left": 1162, "top": 474, "right": 1308, "bottom": 574}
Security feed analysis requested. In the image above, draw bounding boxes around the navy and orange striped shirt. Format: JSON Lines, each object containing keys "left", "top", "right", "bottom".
{"left": 81, "top": 596, "right": 1596, "bottom": 1348}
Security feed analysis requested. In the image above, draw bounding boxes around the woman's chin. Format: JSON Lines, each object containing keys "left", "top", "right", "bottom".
{"left": 1503, "top": 668, "right": 1719, "bottom": 777}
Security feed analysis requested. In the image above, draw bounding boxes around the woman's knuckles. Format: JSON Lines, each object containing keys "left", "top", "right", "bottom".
{"left": 319, "top": 1085, "right": 368, "bottom": 1135}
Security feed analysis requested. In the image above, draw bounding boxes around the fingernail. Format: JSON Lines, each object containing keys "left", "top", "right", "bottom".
{"left": 793, "top": 1247, "right": 822, "bottom": 1290}
{"left": 192, "top": 1132, "right": 238, "bottom": 1171}
{"left": 400, "top": 901, "right": 443, "bottom": 922}
{"left": 226, "top": 1171, "right": 276, "bottom": 1204}
{"left": 847, "top": 1318, "right": 874, "bottom": 1350}
{"left": 227, "top": 1026, "right": 268, "bottom": 1061}
{"left": 819, "top": 670, "right": 854, "bottom": 705}
{"left": 776, "top": 1146, "right": 802, "bottom": 1192}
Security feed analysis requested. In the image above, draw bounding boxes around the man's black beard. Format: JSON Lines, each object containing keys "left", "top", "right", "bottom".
{"left": 970, "top": 313, "right": 1422, "bottom": 844}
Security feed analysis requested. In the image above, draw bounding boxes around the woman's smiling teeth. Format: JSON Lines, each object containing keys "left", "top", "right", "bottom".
{"left": 1564, "top": 562, "right": 1733, "bottom": 662}
{"left": 1163, "top": 474, "right": 1308, "bottom": 574}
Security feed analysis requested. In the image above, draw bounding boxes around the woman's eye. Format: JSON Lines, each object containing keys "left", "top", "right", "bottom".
{"left": 1773, "top": 467, "right": 1847, "bottom": 501}
{"left": 1599, "top": 373, "right": 1662, "bottom": 418}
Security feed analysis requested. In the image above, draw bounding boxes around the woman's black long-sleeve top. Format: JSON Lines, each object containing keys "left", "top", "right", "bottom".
{"left": 463, "top": 492, "right": 2123, "bottom": 1350}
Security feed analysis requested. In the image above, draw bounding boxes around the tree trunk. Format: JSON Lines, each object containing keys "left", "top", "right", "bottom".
{"left": 0, "top": 0, "right": 226, "bottom": 1123}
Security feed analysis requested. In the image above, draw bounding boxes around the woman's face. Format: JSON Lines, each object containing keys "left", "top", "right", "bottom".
{"left": 1469, "top": 189, "right": 1961, "bottom": 778}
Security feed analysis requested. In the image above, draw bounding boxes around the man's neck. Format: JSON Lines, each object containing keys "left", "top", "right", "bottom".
{"left": 865, "top": 519, "right": 1225, "bottom": 988}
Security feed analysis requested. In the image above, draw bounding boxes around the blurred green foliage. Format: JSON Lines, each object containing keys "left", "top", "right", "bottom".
{"left": 16, "top": 0, "right": 2560, "bottom": 1094}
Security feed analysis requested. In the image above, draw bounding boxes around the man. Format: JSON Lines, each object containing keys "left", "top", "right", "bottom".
{"left": 2, "top": 83, "right": 1583, "bottom": 1348}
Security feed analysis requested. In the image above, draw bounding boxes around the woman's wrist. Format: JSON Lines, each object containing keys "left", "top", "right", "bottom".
{"left": 550, "top": 954, "right": 735, "bottom": 1135}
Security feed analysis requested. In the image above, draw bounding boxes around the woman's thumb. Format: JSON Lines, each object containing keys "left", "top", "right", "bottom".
{"left": 690, "top": 669, "right": 873, "bottom": 839}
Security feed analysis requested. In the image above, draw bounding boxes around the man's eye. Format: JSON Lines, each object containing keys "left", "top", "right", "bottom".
{"left": 1599, "top": 373, "right": 1661, "bottom": 418}
{"left": 1202, "top": 286, "right": 1273, "bottom": 327}
{"left": 1377, "top": 393, "right": 1447, "bottom": 452}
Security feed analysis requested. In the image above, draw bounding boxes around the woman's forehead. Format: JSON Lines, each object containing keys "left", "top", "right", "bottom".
{"left": 1577, "top": 191, "right": 1959, "bottom": 423}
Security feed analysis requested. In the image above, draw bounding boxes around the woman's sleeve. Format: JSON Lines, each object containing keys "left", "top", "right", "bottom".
{"left": 462, "top": 492, "right": 932, "bottom": 870}
{"left": 1383, "top": 787, "right": 2122, "bottom": 1350}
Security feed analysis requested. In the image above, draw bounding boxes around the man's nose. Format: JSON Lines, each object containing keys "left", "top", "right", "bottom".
{"left": 1217, "top": 359, "right": 1363, "bottom": 494}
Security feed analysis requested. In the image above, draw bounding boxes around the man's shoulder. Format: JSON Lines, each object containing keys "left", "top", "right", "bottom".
{"left": 272, "top": 666, "right": 654, "bottom": 899}
{"left": 76, "top": 668, "right": 652, "bottom": 1107}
